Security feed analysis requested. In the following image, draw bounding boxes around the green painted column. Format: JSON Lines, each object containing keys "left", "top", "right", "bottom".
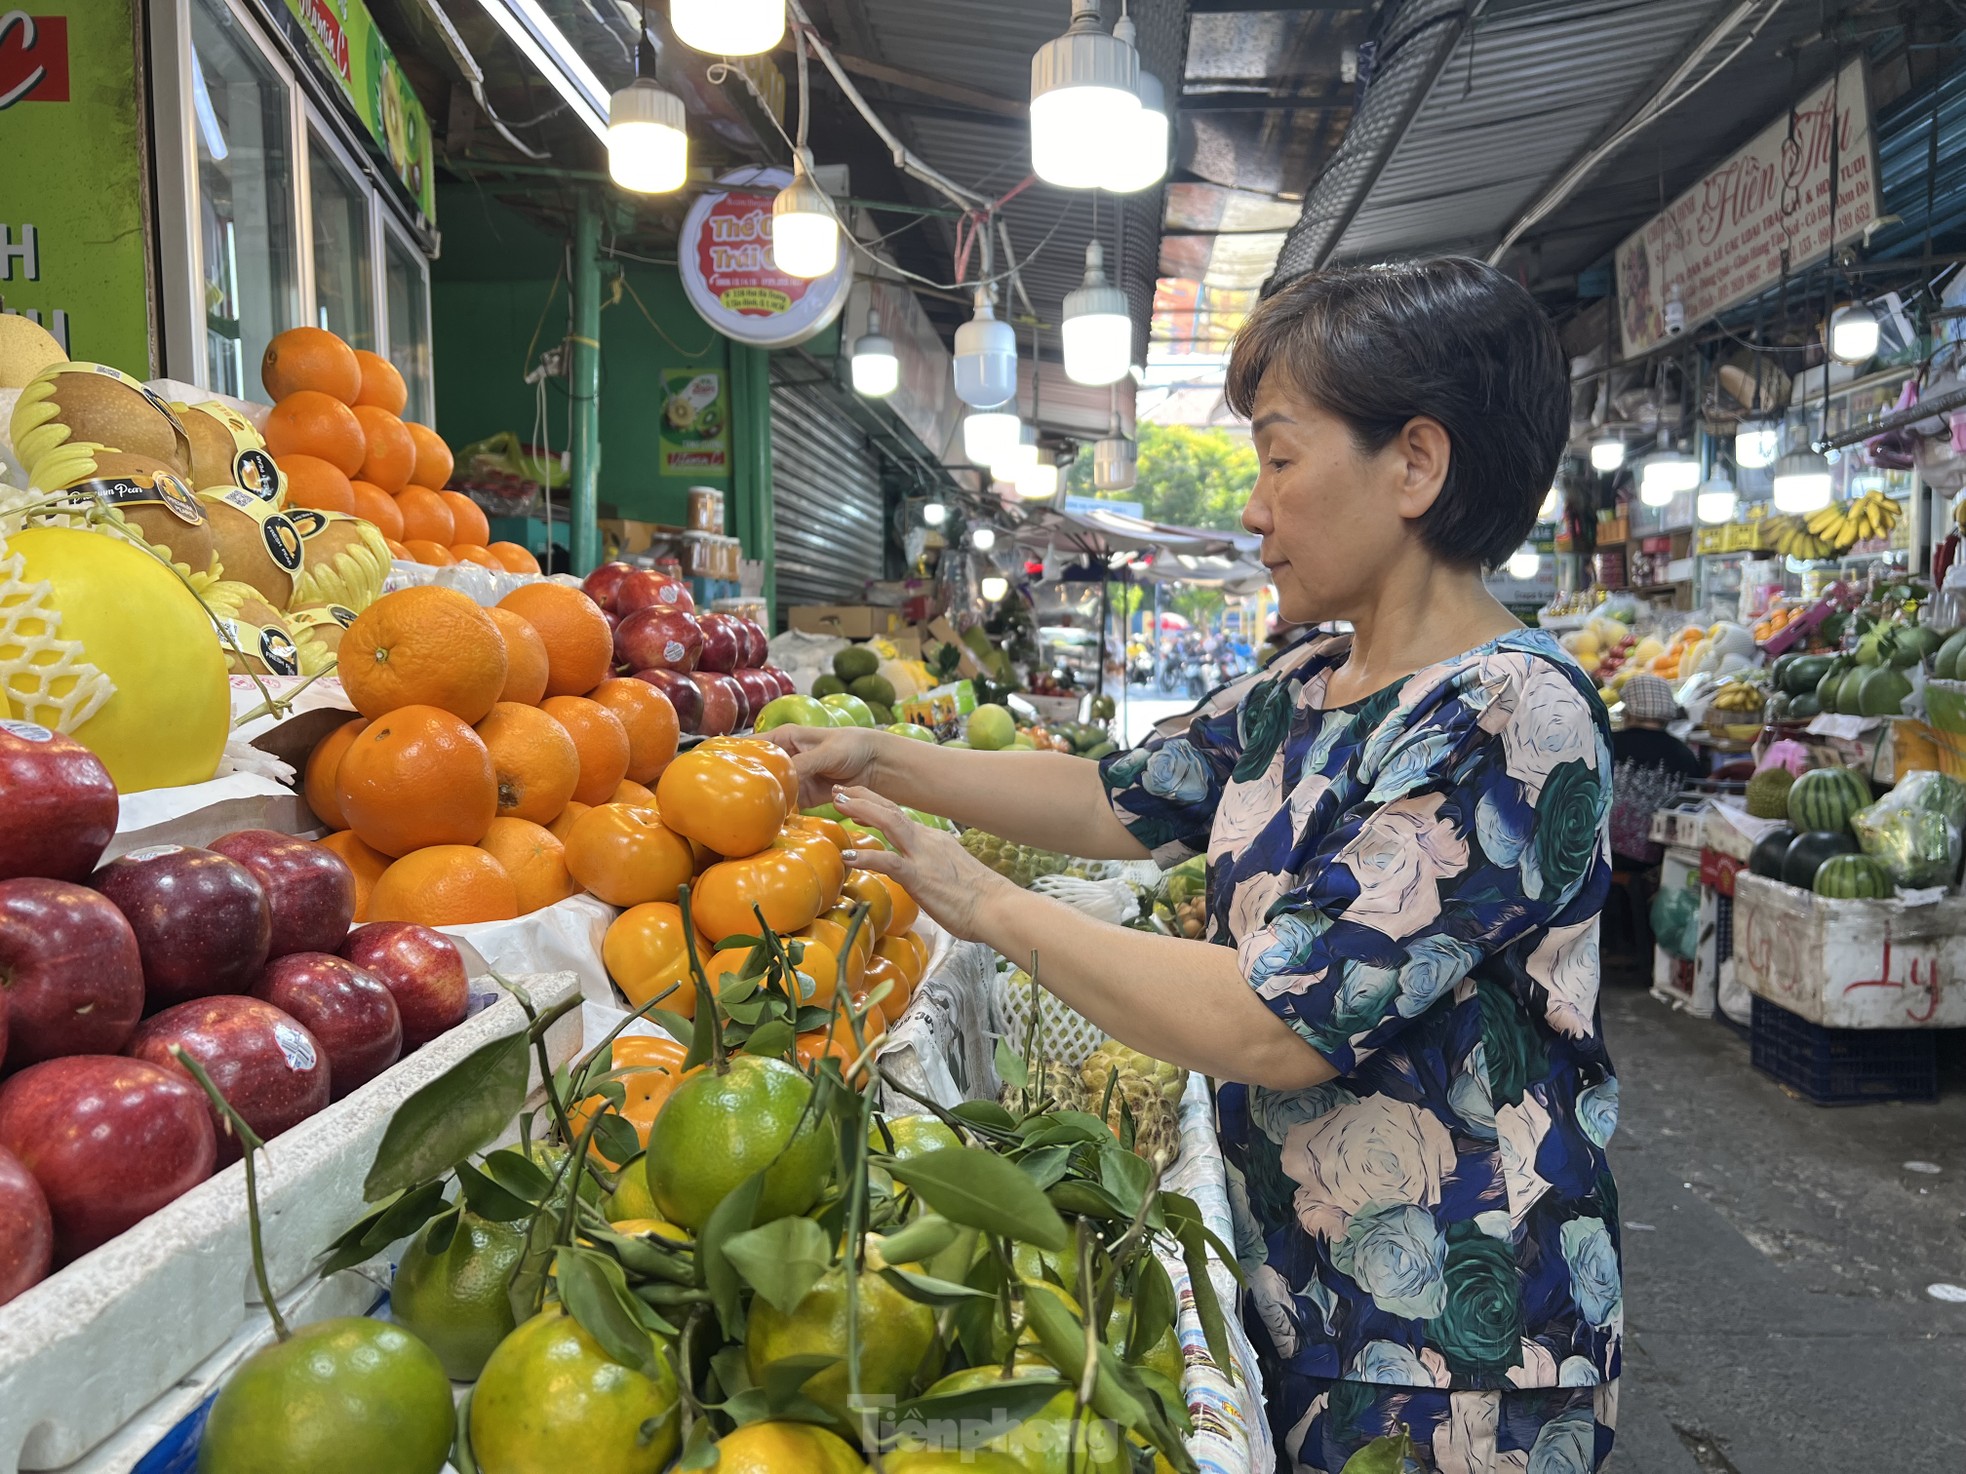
{"left": 568, "top": 192, "right": 602, "bottom": 576}
{"left": 729, "top": 344, "right": 776, "bottom": 621}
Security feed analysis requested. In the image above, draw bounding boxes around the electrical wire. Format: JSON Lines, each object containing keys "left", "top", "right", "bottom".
{"left": 612, "top": 274, "right": 719, "bottom": 357}
{"left": 415, "top": 0, "right": 551, "bottom": 159}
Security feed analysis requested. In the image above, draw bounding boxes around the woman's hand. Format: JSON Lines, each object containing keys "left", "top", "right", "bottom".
{"left": 764, "top": 726, "right": 885, "bottom": 809}
{"left": 829, "top": 786, "right": 1011, "bottom": 942}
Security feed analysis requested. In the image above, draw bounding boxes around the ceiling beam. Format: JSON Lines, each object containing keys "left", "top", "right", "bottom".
{"left": 1187, "top": 0, "right": 1373, "bottom": 11}
{"left": 785, "top": 40, "right": 1027, "bottom": 118}
{"left": 1180, "top": 91, "right": 1354, "bottom": 114}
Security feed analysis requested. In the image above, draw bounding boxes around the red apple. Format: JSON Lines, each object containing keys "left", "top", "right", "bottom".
{"left": 615, "top": 570, "right": 696, "bottom": 617}
{"left": 635, "top": 668, "right": 703, "bottom": 733}
{"left": 690, "top": 671, "right": 743, "bottom": 737}
{"left": 731, "top": 669, "right": 779, "bottom": 720}
{"left": 0, "top": 1145, "right": 52, "bottom": 1306}
{"left": 207, "top": 830, "right": 356, "bottom": 957}
{"left": 0, "top": 721, "right": 119, "bottom": 884}
{"left": 251, "top": 953, "right": 401, "bottom": 1099}
{"left": 765, "top": 666, "right": 796, "bottom": 698}
{"left": 581, "top": 562, "right": 635, "bottom": 612}
{"left": 339, "top": 923, "right": 469, "bottom": 1051}
{"left": 696, "top": 613, "right": 742, "bottom": 674}
{"left": 615, "top": 607, "right": 702, "bottom": 674}
{"left": 92, "top": 846, "right": 272, "bottom": 1008}
{"left": 736, "top": 619, "right": 770, "bottom": 669}
{"left": 0, "top": 1055, "right": 216, "bottom": 1261}
{"left": 126, "top": 996, "right": 329, "bottom": 1164}
{"left": 0, "top": 878, "right": 145, "bottom": 1067}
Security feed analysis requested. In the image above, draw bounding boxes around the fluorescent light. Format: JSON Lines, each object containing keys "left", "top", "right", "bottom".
{"left": 1640, "top": 451, "right": 1699, "bottom": 506}
{"left": 1538, "top": 486, "right": 1563, "bottom": 523}
{"left": 954, "top": 289, "right": 1017, "bottom": 408}
{"left": 989, "top": 422, "right": 1038, "bottom": 483}
{"left": 1062, "top": 241, "right": 1131, "bottom": 386}
{"left": 922, "top": 501, "right": 948, "bottom": 527}
{"left": 1107, "top": 68, "right": 1169, "bottom": 194}
{"left": 1735, "top": 422, "right": 1780, "bottom": 469}
{"left": 970, "top": 526, "right": 998, "bottom": 552}
{"left": 470, "top": 0, "right": 608, "bottom": 139}
{"left": 962, "top": 410, "right": 1020, "bottom": 466}
{"left": 1771, "top": 448, "right": 1833, "bottom": 513}
{"left": 671, "top": 0, "right": 783, "bottom": 56}
{"left": 1506, "top": 546, "right": 1541, "bottom": 580}
{"left": 1590, "top": 436, "right": 1625, "bottom": 472}
{"left": 981, "top": 574, "right": 1009, "bottom": 602}
{"left": 1830, "top": 302, "right": 1880, "bottom": 363}
{"left": 608, "top": 81, "right": 687, "bottom": 193}
{"left": 1029, "top": 0, "right": 1140, "bottom": 189}
{"left": 1697, "top": 478, "right": 1738, "bottom": 524}
{"left": 770, "top": 154, "right": 839, "bottom": 278}
{"left": 1093, "top": 434, "right": 1136, "bottom": 491}
{"left": 851, "top": 310, "right": 898, "bottom": 397}
{"left": 1015, "top": 458, "right": 1060, "bottom": 500}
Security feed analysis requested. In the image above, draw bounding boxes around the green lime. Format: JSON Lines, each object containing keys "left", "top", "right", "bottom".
{"left": 646, "top": 1055, "right": 835, "bottom": 1231}
{"left": 907, "top": 1367, "right": 1127, "bottom": 1474}
{"left": 196, "top": 1318, "right": 453, "bottom": 1474}
{"left": 470, "top": 1307, "right": 679, "bottom": 1474}
{"left": 745, "top": 1264, "right": 936, "bottom": 1431}
{"left": 868, "top": 1114, "right": 960, "bottom": 1162}
{"left": 390, "top": 1210, "right": 525, "bottom": 1381}
{"left": 603, "top": 1154, "right": 662, "bottom": 1223}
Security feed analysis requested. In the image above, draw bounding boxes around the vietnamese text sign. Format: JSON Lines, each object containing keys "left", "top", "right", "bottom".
{"left": 1617, "top": 59, "right": 1876, "bottom": 358}
{"left": 679, "top": 167, "right": 851, "bottom": 348}
{"left": 659, "top": 368, "right": 728, "bottom": 474}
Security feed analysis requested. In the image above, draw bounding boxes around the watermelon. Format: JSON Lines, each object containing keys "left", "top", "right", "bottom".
{"left": 1812, "top": 853, "right": 1894, "bottom": 898}
{"left": 1749, "top": 825, "right": 1796, "bottom": 879}
{"left": 1857, "top": 665, "right": 1912, "bottom": 717}
{"left": 1783, "top": 829, "right": 1859, "bottom": 888}
{"left": 1783, "top": 654, "right": 1834, "bottom": 696}
{"left": 1787, "top": 766, "right": 1871, "bottom": 832}
{"left": 1833, "top": 666, "right": 1869, "bottom": 714}
{"left": 1814, "top": 660, "right": 1848, "bottom": 710}
{"left": 1787, "top": 692, "right": 1822, "bottom": 720}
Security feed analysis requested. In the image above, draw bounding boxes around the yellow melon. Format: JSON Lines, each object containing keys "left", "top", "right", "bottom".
{"left": 0, "top": 525, "right": 229, "bottom": 792}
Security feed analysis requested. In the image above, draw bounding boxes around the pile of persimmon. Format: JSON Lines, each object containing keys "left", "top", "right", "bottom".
{"left": 260, "top": 326, "right": 537, "bottom": 575}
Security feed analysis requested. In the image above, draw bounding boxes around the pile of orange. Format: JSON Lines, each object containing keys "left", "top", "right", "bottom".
{"left": 259, "top": 326, "right": 538, "bottom": 576}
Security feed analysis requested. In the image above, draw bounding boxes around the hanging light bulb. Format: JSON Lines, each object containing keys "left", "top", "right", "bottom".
{"left": 1016, "top": 454, "right": 1060, "bottom": 501}
{"left": 770, "top": 151, "right": 838, "bottom": 279}
{"left": 989, "top": 422, "right": 1039, "bottom": 484}
{"left": 954, "top": 288, "right": 1018, "bottom": 408}
{"left": 922, "top": 500, "right": 948, "bottom": 528}
{"left": 1771, "top": 447, "right": 1833, "bottom": 513}
{"left": 1830, "top": 301, "right": 1880, "bottom": 364}
{"left": 1062, "top": 241, "right": 1132, "bottom": 386}
{"left": 970, "top": 526, "right": 998, "bottom": 552}
{"left": 1639, "top": 439, "right": 1698, "bottom": 506}
{"left": 1093, "top": 432, "right": 1136, "bottom": 491}
{"left": 981, "top": 574, "right": 1010, "bottom": 602}
{"left": 1107, "top": 54, "right": 1168, "bottom": 193}
{"left": 1590, "top": 434, "right": 1626, "bottom": 472}
{"left": 963, "top": 410, "right": 1021, "bottom": 467}
{"left": 1697, "top": 477, "right": 1738, "bottom": 525}
{"left": 850, "top": 308, "right": 898, "bottom": 398}
{"left": 670, "top": 0, "right": 782, "bottom": 56}
{"left": 1506, "top": 546, "right": 1542, "bottom": 580}
{"left": 1735, "top": 420, "right": 1780, "bottom": 469}
{"left": 1028, "top": 0, "right": 1140, "bottom": 189}
{"left": 1538, "top": 485, "right": 1563, "bottom": 523}
{"left": 608, "top": 12, "right": 687, "bottom": 195}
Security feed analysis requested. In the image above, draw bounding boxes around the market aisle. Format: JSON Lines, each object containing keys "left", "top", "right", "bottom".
{"left": 1600, "top": 984, "right": 1966, "bottom": 1473}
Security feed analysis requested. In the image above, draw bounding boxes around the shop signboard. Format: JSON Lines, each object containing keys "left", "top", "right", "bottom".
{"left": 679, "top": 166, "right": 853, "bottom": 349}
{"left": 0, "top": 0, "right": 153, "bottom": 370}
{"left": 256, "top": 0, "right": 436, "bottom": 222}
{"left": 659, "top": 368, "right": 728, "bottom": 474}
{"left": 1616, "top": 59, "right": 1876, "bottom": 358}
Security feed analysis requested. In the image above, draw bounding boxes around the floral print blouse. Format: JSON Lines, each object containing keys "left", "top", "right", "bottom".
{"left": 1101, "top": 629, "right": 1623, "bottom": 1393}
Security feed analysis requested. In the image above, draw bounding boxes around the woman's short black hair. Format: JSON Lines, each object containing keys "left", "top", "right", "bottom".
{"left": 1225, "top": 257, "right": 1569, "bottom": 571}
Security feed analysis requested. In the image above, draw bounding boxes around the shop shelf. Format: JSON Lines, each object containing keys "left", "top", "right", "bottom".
{"left": 1749, "top": 995, "right": 1938, "bottom": 1105}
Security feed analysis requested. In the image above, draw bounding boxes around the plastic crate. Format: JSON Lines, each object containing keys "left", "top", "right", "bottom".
{"left": 1714, "top": 890, "right": 1734, "bottom": 966}
{"left": 1749, "top": 996, "right": 1939, "bottom": 1105}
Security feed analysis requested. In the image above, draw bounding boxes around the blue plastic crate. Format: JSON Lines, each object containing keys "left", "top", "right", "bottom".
{"left": 1750, "top": 995, "right": 1938, "bottom": 1105}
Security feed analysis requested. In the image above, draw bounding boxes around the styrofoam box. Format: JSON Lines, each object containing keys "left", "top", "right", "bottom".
{"left": 0, "top": 971, "right": 583, "bottom": 1474}
{"left": 1733, "top": 872, "right": 1966, "bottom": 1028}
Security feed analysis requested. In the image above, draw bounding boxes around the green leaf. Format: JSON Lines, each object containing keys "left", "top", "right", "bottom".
{"left": 950, "top": 1099, "right": 1016, "bottom": 1133}
{"left": 591, "top": 1113, "right": 644, "bottom": 1168}
{"left": 793, "top": 1005, "right": 835, "bottom": 1033}
{"left": 887, "top": 1147, "right": 1068, "bottom": 1251}
{"left": 871, "top": 1213, "right": 960, "bottom": 1266}
{"left": 893, "top": 1375, "right": 1065, "bottom": 1427}
{"left": 646, "top": 1009, "right": 695, "bottom": 1045}
{"left": 683, "top": 975, "right": 718, "bottom": 1072}
{"left": 1132, "top": 1365, "right": 1194, "bottom": 1437}
{"left": 993, "top": 1036, "right": 1029, "bottom": 1091}
{"left": 482, "top": 1148, "right": 552, "bottom": 1200}
{"left": 698, "top": 1171, "right": 766, "bottom": 1336}
{"left": 592, "top": 1078, "right": 628, "bottom": 1112}
{"left": 1045, "top": 1179, "right": 1132, "bottom": 1222}
{"left": 722, "top": 994, "right": 768, "bottom": 1025}
{"left": 363, "top": 1032, "right": 530, "bottom": 1202}
{"left": 1021, "top": 1282, "right": 1191, "bottom": 1461}
{"left": 719, "top": 970, "right": 760, "bottom": 1005}
{"left": 1340, "top": 1429, "right": 1416, "bottom": 1474}
{"left": 743, "top": 1019, "right": 795, "bottom": 1060}
{"left": 1130, "top": 1253, "right": 1176, "bottom": 1365}
{"left": 878, "top": 1266, "right": 993, "bottom": 1307}
{"left": 1016, "top": 1144, "right": 1073, "bottom": 1192}
{"left": 709, "top": 1345, "right": 752, "bottom": 1400}
{"left": 678, "top": 1418, "right": 718, "bottom": 1470}
{"left": 1099, "top": 1142, "right": 1153, "bottom": 1215}
{"left": 759, "top": 1352, "right": 839, "bottom": 1407}
{"left": 454, "top": 1160, "right": 536, "bottom": 1223}
{"left": 1019, "top": 1111, "right": 1111, "bottom": 1147}
{"left": 423, "top": 1202, "right": 463, "bottom": 1257}
{"left": 586, "top": 1225, "right": 695, "bottom": 1283}
{"left": 1167, "top": 1215, "right": 1233, "bottom": 1376}
{"left": 722, "top": 1215, "right": 832, "bottom": 1316}
{"left": 371, "top": 1180, "right": 450, "bottom": 1246}
{"left": 554, "top": 1245, "right": 659, "bottom": 1380}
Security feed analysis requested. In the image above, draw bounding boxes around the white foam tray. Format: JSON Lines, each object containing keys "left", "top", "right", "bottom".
{"left": 0, "top": 970, "right": 583, "bottom": 1474}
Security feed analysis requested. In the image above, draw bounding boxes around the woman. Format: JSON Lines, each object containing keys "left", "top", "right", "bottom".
{"left": 772, "top": 258, "right": 1621, "bottom": 1473}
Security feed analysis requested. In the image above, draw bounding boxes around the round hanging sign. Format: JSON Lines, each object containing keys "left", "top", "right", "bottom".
{"left": 679, "top": 165, "right": 853, "bottom": 348}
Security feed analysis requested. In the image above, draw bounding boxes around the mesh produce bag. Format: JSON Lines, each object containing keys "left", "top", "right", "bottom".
{"left": 1852, "top": 770, "right": 1966, "bottom": 888}
{"left": 989, "top": 963, "right": 1109, "bottom": 1070}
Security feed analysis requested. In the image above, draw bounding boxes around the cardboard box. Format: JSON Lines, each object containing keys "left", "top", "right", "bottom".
{"left": 789, "top": 604, "right": 904, "bottom": 639}
{"left": 926, "top": 616, "right": 985, "bottom": 678}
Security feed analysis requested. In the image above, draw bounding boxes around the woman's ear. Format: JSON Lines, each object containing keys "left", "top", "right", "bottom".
{"left": 1391, "top": 416, "right": 1452, "bottom": 521}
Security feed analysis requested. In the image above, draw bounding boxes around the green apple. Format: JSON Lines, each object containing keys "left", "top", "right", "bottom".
{"left": 754, "top": 694, "right": 832, "bottom": 731}
{"left": 821, "top": 693, "right": 878, "bottom": 729}
{"left": 943, "top": 739, "right": 972, "bottom": 749}
{"left": 885, "top": 722, "right": 938, "bottom": 743}
{"left": 1010, "top": 736, "right": 1037, "bottom": 750}
{"left": 966, "top": 703, "right": 1015, "bottom": 751}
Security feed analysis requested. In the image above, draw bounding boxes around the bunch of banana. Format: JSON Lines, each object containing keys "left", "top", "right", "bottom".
{"left": 1802, "top": 491, "right": 1901, "bottom": 552}
{"left": 1710, "top": 678, "right": 1766, "bottom": 715}
{"left": 1763, "top": 514, "right": 1836, "bottom": 561}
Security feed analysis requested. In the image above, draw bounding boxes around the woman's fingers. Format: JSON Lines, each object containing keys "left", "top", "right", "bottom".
{"left": 832, "top": 785, "right": 916, "bottom": 850}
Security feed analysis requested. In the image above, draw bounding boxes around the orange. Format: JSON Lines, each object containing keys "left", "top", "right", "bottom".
{"left": 783, "top": 936, "right": 840, "bottom": 1012}
{"left": 404, "top": 539, "right": 456, "bottom": 566}
{"left": 486, "top": 608, "right": 550, "bottom": 706}
{"left": 475, "top": 700, "right": 580, "bottom": 823}
{"left": 841, "top": 869, "right": 894, "bottom": 937}
{"left": 869, "top": 872, "right": 920, "bottom": 936}
{"left": 542, "top": 695, "right": 631, "bottom": 806}
{"left": 385, "top": 537, "right": 412, "bottom": 561}
{"left": 691, "top": 849, "right": 822, "bottom": 942}
{"left": 339, "top": 585, "right": 508, "bottom": 722}
{"left": 795, "top": 1029, "right": 866, "bottom": 1085}
{"left": 876, "top": 933, "right": 928, "bottom": 991}
{"left": 350, "top": 480, "right": 404, "bottom": 540}
{"left": 654, "top": 747, "right": 785, "bottom": 859}
{"left": 451, "top": 544, "right": 502, "bottom": 570}
{"left": 704, "top": 737, "right": 799, "bottom": 815}
{"left": 264, "top": 390, "right": 365, "bottom": 476}
{"left": 808, "top": 985, "right": 888, "bottom": 1053}
{"left": 863, "top": 952, "right": 911, "bottom": 1014}
{"left": 352, "top": 349, "right": 408, "bottom": 414}
{"left": 798, "top": 916, "right": 864, "bottom": 989}
{"left": 477, "top": 816, "right": 576, "bottom": 913}
{"left": 822, "top": 906, "right": 876, "bottom": 965}
{"left": 773, "top": 827, "right": 844, "bottom": 910}
{"left": 262, "top": 326, "right": 360, "bottom": 404}
{"left": 546, "top": 800, "right": 590, "bottom": 842}
{"left": 352, "top": 405, "right": 415, "bottom": 492}
{"left": 498, "top": 583, "right": 613, "bottom": 698}
{"left": 791, "top": 813, "right": 852, "bottom": 851}
{"left": 645, "top": 1054, "right": 833, "bottom": 1230}
{"left": 487, "top": 541, "right": 540, "bottom": 575}
{"left": 395, "top": 485, "right": 455, "bottom": 544}
{"left": 405, "top": 423, "right": 454, "bottom": 491}
{"left": 602, "top": 903, "right": 701, "bottom": 1010}
{"left": 368, "top": 845, "right": 518, "bottom": 926}
{"left": 585, "top": 677, "right": 680, "bottom": 784}
{"left": 336, "top": 705, "right": 498, "bottom": 856}
{"left": 613, "top": 778, "right": 657, "bottom": 806}
{"left": 319, "top": 830, "right": 389, "bottom": 921}
{"left": 571, "top": 1036, "right": 691, "bottom": 1164}
{"left": 441, "top": 491, "right": 491, "bottom": 546}
{"left": 277, "top": 453, "right": 357, "bottom": 514}
{"left": 303, "top": 716, "right": 367, "bottom": 829}
{"left": 564, "top": 803, "right": 694, "bottom": 907}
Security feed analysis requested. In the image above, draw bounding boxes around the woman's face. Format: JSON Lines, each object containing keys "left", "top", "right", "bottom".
{"left": 1241, "top": 371, "right": 1448, "bottom": 626}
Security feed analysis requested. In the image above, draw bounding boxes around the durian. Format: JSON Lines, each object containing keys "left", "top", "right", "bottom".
{"left": 1746, "top": 765, "right": 1796, "bottom": 821}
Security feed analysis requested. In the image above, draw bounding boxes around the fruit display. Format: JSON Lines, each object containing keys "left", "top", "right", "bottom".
{"left": 1763, "top": 488, "right": 1903, "bottom": 560}
{"left": 957, "top": 827, "right": 1075, "bottom": 888}
{"left": 1787, "top": 765, "right": 1873, "bottom": 834}
{"left": 1704, "top": 675, "right": 1767, "bottom": 738}
{"left": 1811, "top": 852, "right": 1894, "bottom": 898}
{"left": 1849, "top": 770, "right": 1966, "bottom": 888}
{"left": 1744, "top": 763, "right": 1796, "bottom": 819}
